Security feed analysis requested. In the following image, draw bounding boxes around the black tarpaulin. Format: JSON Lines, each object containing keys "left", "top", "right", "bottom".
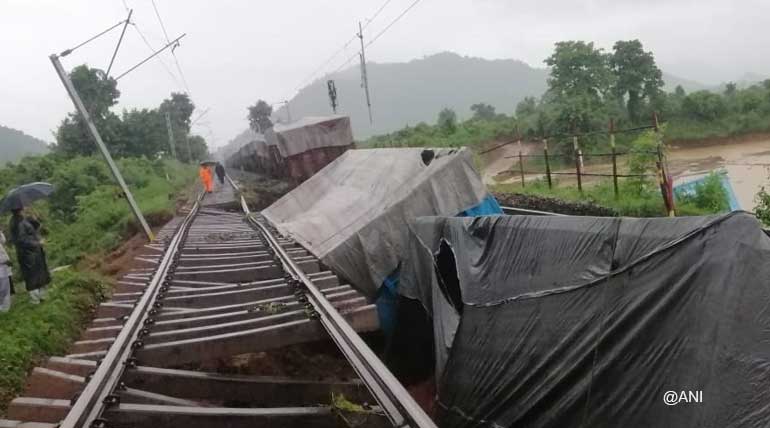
{"left": 399, "top": 212, "right": 770, "bottom": 428}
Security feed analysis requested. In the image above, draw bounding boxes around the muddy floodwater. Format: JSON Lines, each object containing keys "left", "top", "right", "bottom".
{"left": 484, "top": 137, "right": 770, "bottom": 211}
{"left": 668, "top": 138, "right": 770, "bottom": 210}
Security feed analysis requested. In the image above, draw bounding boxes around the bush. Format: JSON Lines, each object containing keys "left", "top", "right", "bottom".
{"left": 1, "top": 155, "right": 197, "bottom": 268}
{"left": 675, "top": 172, "right": 729, "bottom": 213}
{"left": 755, "top": 185, "right": 770, "bottom": 227}
{"left": 0, "top": 270, "right": 107, "bottom": 412}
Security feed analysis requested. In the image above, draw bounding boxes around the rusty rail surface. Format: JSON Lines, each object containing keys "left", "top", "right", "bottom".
{"left": 2, "top": 179, "right": 436, "bottom": 428}
{"left": 233, "top": 176, "right": 437, "bottom": 428}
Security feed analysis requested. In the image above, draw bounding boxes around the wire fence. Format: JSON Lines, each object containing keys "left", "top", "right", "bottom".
{"left": 488, "top": 115, "right": 676, "bottom": 216}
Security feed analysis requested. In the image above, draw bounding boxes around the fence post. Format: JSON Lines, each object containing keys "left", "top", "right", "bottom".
{"left": 518, "top": 149, "right": 525, "bottom": 188}
{"left": 572, "top": 127, "right": 583, "bottom": 193}
{"left": 653, "top": 112, "right": 675, "bottom": 216}
{"left": 610, "top": 118, "right": 618, "bottom": 199}
{"left": 543, "top": 138, "right": 552, "bottom": 189}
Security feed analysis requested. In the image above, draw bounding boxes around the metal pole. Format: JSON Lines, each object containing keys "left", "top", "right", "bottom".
{"left": 327, "top": 79, "right": 338, "bottom": 114}
{"left": 114, "top": 33, "right": 186, "bottom": 80}
{"left": 165, "top": 112, "right": 177, "bottom": 160}
{"left": 543, "top": 138, "right": 552, "bottom": 189}
{"left": 285, "top": 100, "right": 292, "bottom": 123}
{"left": 184, "top": 135, "right": 193, "bottom": 163}
{"left": 50, "top": 54, "right": 154, "bottom": 241}
{"left": 106, "top": 9, "right": 133, "bottom": 77}
{"left": 610, "top": 118, "right": 618, "bottom": 199}
{"left": 518, "top": 150, "right": 525, "bottom": 188}
{"left": 573, "top": 132, "right": 583, "bottom": 193}
{"left": 653, "top": 112, "right": 675, "bottom": 216}
{"left": 358, "top": 22, "right": 373, "bottom": 124}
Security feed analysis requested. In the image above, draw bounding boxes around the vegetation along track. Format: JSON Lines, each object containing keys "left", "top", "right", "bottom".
{"left": 1, "top": 180, "right": 436, "bottom": 428}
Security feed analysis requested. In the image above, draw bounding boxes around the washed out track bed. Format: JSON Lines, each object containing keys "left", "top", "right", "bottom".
{"left": 1, "top": 182, "right": 434, "bottom": 428}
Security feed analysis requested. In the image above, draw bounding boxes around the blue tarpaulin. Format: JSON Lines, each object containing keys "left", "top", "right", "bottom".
{"left": 674, "top": 170, "right": 741, "bottom": 211}
{"left": 376, "top": 194, "right": 503, "bottom": 335}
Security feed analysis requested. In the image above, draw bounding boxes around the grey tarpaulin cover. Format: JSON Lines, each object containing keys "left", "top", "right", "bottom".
{"left": 267, "top": 116, "right": 353, "bottom": 158}
{"left": 400, "top": 212, "right": 770, "bottom": 427}
{"left": 262, "top": 147, "right": 489, "bottom": 297}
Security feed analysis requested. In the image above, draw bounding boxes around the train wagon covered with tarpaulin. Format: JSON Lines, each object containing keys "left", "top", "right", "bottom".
{"left": 262, "top": 147, "right": 501, "bottom": 302}
{"left": 266, "top": 115, "right": 355, "bottom": 182}
{"left": 399, "top": 212, "right": 770, "bottom": 428}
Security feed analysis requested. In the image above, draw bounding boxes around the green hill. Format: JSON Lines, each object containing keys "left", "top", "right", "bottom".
{"left": 272, "top": 52, "right": 710, "bottom": 139}
{"left": 275, "top": 52, "right": 549, "bottom": 138}
{"left": 0, "top": 125, "right": 49, "bottom": 165}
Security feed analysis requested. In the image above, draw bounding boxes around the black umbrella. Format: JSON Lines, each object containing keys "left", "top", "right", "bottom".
{"left": 0, "top": 182, "right": 54, "bottom": 214}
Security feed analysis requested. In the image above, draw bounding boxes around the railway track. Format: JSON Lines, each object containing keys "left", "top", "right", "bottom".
{"left": 1, "top": 180, "right": 436, "bottom": 428}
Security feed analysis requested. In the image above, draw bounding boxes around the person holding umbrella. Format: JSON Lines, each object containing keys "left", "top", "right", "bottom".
{"left": 214, "top": 162, "right": 226, "bottom": 185}
{"left": 0, "top": 230, "right": 12, "bottom": 312}
{"left": 1, "top": 183, "right": 54, "bottom": 304}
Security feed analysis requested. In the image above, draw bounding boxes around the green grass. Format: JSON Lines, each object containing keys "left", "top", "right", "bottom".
{"left": 2, "top": 157, "right": 197, "bottom": 268}
{"left": 0, "top": 155, "right": 198, "bottom": 414}
{"left": 0, "top": 270, "right": 107, "bottom": 413}
{"left": 492, "top": 177, "right": 721, "bottom": 217}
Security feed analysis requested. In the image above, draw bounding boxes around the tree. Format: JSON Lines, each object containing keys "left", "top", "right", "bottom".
{"left": 54, "top": 65, "right": 121, "bottom": 156}
{"left": 470, "top": 103, "right": 496, "bottom": 120}
{"left": 117, "top": 109, "right": 166, "bottom": 158}
{"left": 248, "top": 100, "right": 273, "bottom": 132}
{"left": 437, "top": 108, "right": 457, "bottom": 133}
{"left": 724, "top": 82, "right": 737, "bottom": 97}
{"left": 681, "top": 91, "right": 727, "bottom": 121}
{"left": 186, "top": 135, "right": 209, "bottom": 161}
{"left": 544, "top": 41, "right": 612, "bottom": 134}
{"left": 160, "top": 93, "right": 197, "bottom": 162}
{"left": 515, "top": 97, "right": 537, "bottom": 118}
{"left": 545, "top": 41, "right": 612, "bottom": 101}
{"left": 609, "top": 40, "right": 663, "bottom": 123}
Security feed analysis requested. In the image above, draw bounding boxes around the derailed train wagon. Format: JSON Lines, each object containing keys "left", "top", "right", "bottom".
{"left": 227, "top": 115, "right": 354, "bottom": 183}
{"left": 266, "top": 115, "right": 354, "bottom": 182}
{"left": 399, "top": 212, "right": 770, "bottom": 427}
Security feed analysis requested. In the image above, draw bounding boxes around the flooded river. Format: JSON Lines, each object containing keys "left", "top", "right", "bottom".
{"left": 667, "top": 138, "right": 770, "bottom": 210}
{"left": 484, "top": 137, "right": 770, "bottom": 211}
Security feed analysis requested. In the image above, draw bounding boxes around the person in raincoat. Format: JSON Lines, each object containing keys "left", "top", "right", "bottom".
{"left": 0, "top": 230, "right": 12, "bottom": 311}
{"left": 9, "top": 205, "right": 51, "bottom": 304}
{"left": 198, "top": 164, "right": 213, "bottom": 193}
{"left": 214, "top": 162, "right": 226, "bottom": 185}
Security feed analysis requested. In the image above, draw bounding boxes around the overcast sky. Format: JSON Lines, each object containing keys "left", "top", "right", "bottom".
{"left": 1, "top": 0, "right": 768, "bottom": 148}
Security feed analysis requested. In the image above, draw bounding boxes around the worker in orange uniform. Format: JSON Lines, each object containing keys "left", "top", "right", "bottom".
{"left": 198, "top": 164, "right": 213, "bottom": 193}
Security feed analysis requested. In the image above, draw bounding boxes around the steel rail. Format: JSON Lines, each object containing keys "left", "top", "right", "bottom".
{"left": 59, "top": 196, "right": 202, "bottom": 428}
{"left": 227, "top": 175, "right": 437, "bottom": 428}
{"left": 500, "top": 206, "right": 563, "bottom": 216}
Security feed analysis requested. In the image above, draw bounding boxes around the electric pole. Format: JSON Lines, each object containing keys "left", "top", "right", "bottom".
{"left": 327, "top": 80, "right": 338, "bottom": 114}
{"left": 357, "top": 21, "right": 373, "bottom": 124}
{"left": 165, "top": 112, "right": 177, "bottom": 160}
{"left": 50, "top": 54, "right": 154, "bottom": 241}
{"left": 285, "top": 100, "right": 292, "bottom": 123}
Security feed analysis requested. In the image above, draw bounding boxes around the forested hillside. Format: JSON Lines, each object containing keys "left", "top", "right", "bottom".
{"left": 0, "top": 125, "right": 49, "bottom": 165}
{"left": 267, "top": 51, "right": 723, "bottom": 140}
{"left": 276, "top": 52, "right": 549, "bottom": 138}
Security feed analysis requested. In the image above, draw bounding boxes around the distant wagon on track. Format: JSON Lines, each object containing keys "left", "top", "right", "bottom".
{"left": 227, "top": 115, "right": 355, "bottom": 183}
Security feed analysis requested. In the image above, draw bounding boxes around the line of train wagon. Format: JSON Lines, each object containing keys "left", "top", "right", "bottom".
{"left": 225, "top": 115, "right": 355, "bottom": 183}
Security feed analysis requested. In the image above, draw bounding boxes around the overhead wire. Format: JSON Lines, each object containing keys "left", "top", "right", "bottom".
{"left": 150, "top": 0, "right": 191, "bottom": 94}
{"left": 292, "top": 0, "right": 397, "bottom": 93}
{"left": 60, "top": 19, "right": 127, "bottom": 56}
{"left": 365, "top": 0, "right": 422, "bottom": 48}
{"left": 150, "top": 0, "right": 171, "bottom": 42}
{"left": 328, "top": 0, "right": 422, "bottom": 75}
{"left": 129, "top": 21, "right": 184, "bottom": 88}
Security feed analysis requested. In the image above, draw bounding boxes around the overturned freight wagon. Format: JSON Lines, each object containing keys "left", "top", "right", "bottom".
{"left": 265, "top": 115, "right": 354, "bottom": 183}
{"left": 399, "top": 212, "right": 770, "bottom": 427}
{"left": 262, "top": 148, "right": 501, "bottom": 301}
